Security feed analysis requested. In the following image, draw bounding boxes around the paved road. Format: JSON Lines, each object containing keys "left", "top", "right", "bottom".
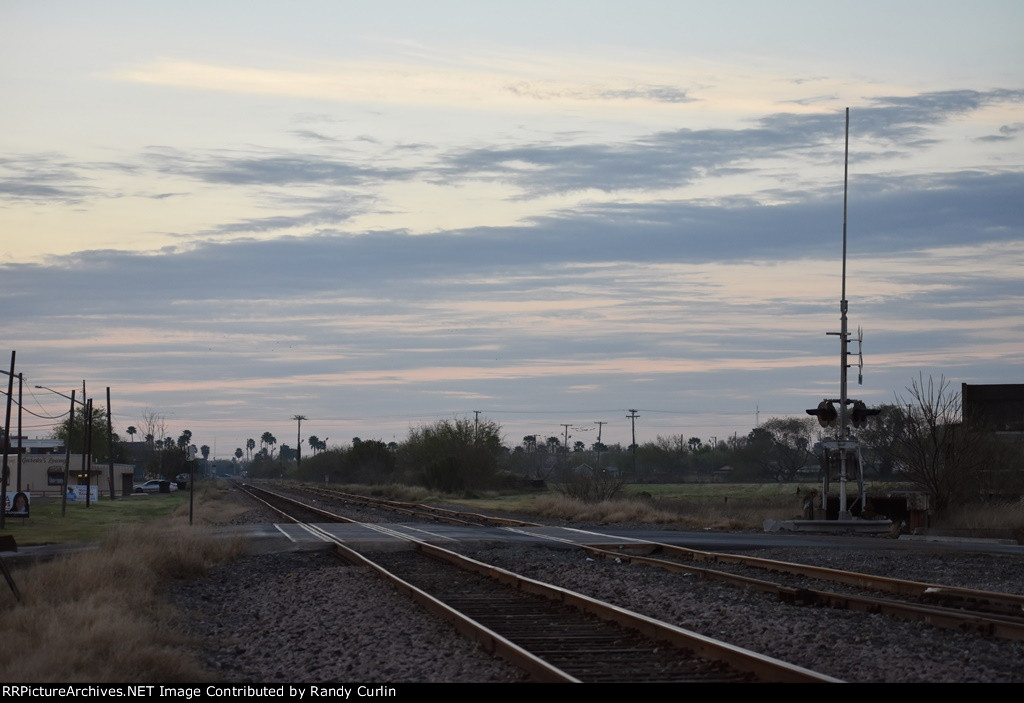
{"left": 239, "top": 521, "right": 1024, "bottom": 556}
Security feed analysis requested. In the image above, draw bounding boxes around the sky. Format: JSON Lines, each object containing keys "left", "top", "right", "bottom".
{"left": 1, "top": 1, "right": 1022, "bottom": 458}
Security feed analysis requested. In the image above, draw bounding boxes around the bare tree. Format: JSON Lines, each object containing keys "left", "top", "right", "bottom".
{"left": 555, "top": 464, "right": 626, "bottom": 502}
{"left": 140, "top": 410, "right": 166, "bottom": 450}
{"left": 890, "top": 374, "right": 988, "bottom": 513}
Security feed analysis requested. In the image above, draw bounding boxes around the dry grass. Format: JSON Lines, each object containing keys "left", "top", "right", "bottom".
{"left": 935, "top": 499, "right": 1024, "bottom": 535}
{"left": 529, "top": 494, "right": 697, "bottom": 526}
{"left": 167, "top": 479, "right": 255, "bottom": 527}
{"left": 521, "top": 491, "right": 808, "bottom": 531}
{"left": 0, "top": 507, "right": 246, "bottom": 681}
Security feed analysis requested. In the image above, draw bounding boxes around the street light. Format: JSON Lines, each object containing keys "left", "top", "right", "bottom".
{"left": 34, "top": 385, "right": 86, "bottom": 406}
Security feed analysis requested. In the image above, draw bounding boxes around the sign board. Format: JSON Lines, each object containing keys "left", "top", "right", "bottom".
{"left": 65, "top": 485, "right": 98, "bottom": 503}
{"left": 3, "top": 491, "right": 31, "bottom": 517}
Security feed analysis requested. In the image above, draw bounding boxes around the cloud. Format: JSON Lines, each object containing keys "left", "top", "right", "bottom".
{"left": 113, "top": 58, "right": 700, "bottom": 111}
{"left": 0, "top": 153, "right": 97, "bottom": 204}
{"left": 3, "top": 84, "right": 1021, "bottom": 448}
{"left": 436, "top": 90, "right": 1024, "bottom": 196}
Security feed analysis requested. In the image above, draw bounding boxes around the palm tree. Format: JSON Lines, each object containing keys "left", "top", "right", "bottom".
{"left": 246, "top": 438, "right": 256, "bottom": 461}
{"left": 261, "top": 431, "right": 276, "bottom": 457}
{"left": 126, "top": 426, "right": 137, "bottom": 443}
{"left": 308, "top": 435, "right": 320, "bottom": 455}
{"left": 235, "top": 448, "right": 243, "bottom": 461}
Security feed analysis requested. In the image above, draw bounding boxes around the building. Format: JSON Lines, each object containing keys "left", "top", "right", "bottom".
{"left": 962, "top": 383, "right": 1024, "bottom": 433}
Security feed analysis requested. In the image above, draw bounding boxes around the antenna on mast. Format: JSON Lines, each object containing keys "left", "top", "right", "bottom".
{"left": 805, "top": 108, "right": 882, "bottom": 523}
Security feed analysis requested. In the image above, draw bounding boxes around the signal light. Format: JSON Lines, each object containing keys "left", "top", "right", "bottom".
{"left": 806, "top": 400, "right": 838, "bottom": 428}
{"left": 851, "top": 400, "right": 881, "bottom": 428}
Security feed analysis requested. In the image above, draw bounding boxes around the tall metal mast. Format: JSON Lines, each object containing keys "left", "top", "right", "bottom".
{"left": 807, "top": 108, "right": 880, "bottom": 521}
{"left": 838, "top": 107, "right": 851, "bottom": 517}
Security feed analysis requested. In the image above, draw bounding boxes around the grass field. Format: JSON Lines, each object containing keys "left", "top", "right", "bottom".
{"left": 5, "top": 479, "right": 1022, "bottom": 548}
{"left": 0, "top": 482, "right": 249, "bottom": 682}
{"left": 1, "top": 481, "right": 257, "bottom": 548}
{"left": 2, "top": 493, "right": 190, "bottom": 546}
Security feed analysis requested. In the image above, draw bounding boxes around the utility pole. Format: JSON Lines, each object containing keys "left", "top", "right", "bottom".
{"left": 292, "top": 415, "right": 307, "bottom": 469}
{"left": 473, "top": 410, "right": 481, "bottom": 443}
{"left": 1, "top": 351, "right": 14, "bottom": 529}
{"left": 106, "top": 387, "right": 115, "bottom": 500}
{"left": 62, "top": 390, "right": 75, "bottom": 517}
{"left": 594, "top": 421, "right": 606, "bottom": 445}
{"left": 16, "top": 373, "right": 23, "bottom": 491}
{"left": 626, "top": 409, "right": 639, "bottom": 478}
{"left": 85, "top": 398, "right": 93, "bottom": 508}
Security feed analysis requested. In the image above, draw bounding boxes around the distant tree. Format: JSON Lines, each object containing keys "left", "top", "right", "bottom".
{"left": 856, "top": 403, "right": 906, "bottom": 477}
{"left": 145, "top": 433, "right": 154, "bottom": 446}
{"left": 52, "top": 405, "right": 121, "bottom": 460}
{"left": 261, "top": 432, "right": 277, "bottom": 457}
{"left": 747, "top": 418, "right": 817, "bottom": 482}
{"left": 888, "top": 374, "right": 991, "bottom": 513}
{"left": 178, "top": 430, "right": 193, "bottom": 450}
{"left": 346, "top": 439, "right": 396, "bottom": 483}
{"left": 687, "top": 436, "right": 703, "bottom": 452}
{"left": 400, "top": 417, "right": 503, "bottom": 493}
{"left": 126, "top": 426, "right": 137, "bottom": 443}
{"left": 235, "top": 447, "right": 243, "bottom": 461}
{"left": 139, "top": 410, "right": 167, "bottom": 451}
{"left": 308, "top": 435, "right": 320, "bottom": 455}
{"left": 246, "top": 438, "right": 256, "bottom": 461}
{"left": 200, "top": 445, "right": 210, "bottom": 461}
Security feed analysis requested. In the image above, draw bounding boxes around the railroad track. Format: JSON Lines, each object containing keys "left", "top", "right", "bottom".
{"left": 564, "top": 539, "right": 1024, "bottom": 641}
{"left": 279, "top": 483, "right": 541, "bottom": 527}
{"left": 240, "top": 481, "right": 1024, "bottom": 639}
{"left": 230, "top": 482, "right": 1023, "bottom": 680}
{"left": 235, "top": 482, "right": 838, "bottom": 682}
{"left": 307, "top": 525, "right": 839, "bottom": 683}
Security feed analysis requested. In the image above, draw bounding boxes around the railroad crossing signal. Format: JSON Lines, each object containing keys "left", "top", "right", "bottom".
{"left": 806, "top": 400, "right": 838, "bottom": 428}
{"left": 851, "top": 400, "right": 881, "bottom": 428}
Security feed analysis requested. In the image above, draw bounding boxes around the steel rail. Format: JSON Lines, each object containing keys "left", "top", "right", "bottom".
{"left": 296, "top": 484, "right": 541, "bottom": 527}
{"left": 236, "top": 482, "right": 360, "bottom": 524}
{"left": 587, "top": 540, "right": 1024, "bottom": 619}
{"left": 299, "top": 523, "right": 580, "bottom": 683}
{"left": 243, "top": 482, "right": 1023, "bottom": 635}
{"left": 490, "top": 525, "right": 1024, "bottom": 641}
{"left": 578, "top": 543, "right": 1024, "bottom": 641}
{"left": 235, "top": 486, "right": 839, "bottom": 682}
{"left": 411, "top": 540, "right": 841, "bottom": 682}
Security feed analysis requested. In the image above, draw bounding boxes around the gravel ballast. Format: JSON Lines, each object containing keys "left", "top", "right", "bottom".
{"left": 169, "top": 497, "right": 1024, "bottom": 683}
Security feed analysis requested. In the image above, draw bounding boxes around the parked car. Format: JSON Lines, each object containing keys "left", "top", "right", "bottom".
{"left": 133, "top": 479, "right": 176, "bottom": 494}
{"left": 175, "top": 473, "right": 189, "bottom": 489}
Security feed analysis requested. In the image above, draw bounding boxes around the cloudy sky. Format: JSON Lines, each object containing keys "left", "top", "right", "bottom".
{"left": 2, "top": 1, "right": 1022, "bottom": 457}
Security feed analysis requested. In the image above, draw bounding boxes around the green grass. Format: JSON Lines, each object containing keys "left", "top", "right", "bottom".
{"left": 2, "top": 492, "right": 192, "bottom": 547}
